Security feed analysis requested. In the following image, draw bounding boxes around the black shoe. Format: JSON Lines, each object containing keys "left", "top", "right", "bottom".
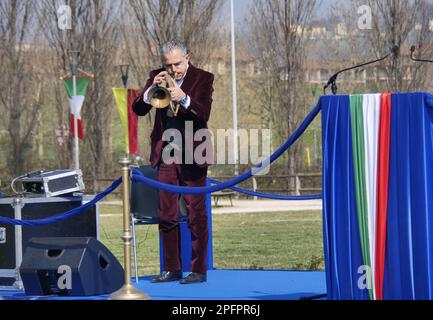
{"left": 151, "top": 271, "right": 182, "bottom": 283}
{"left": 179, "top": 272, "right": 207, "bottom": 284}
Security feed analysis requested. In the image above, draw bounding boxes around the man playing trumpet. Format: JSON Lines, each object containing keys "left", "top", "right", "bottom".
{"left": 132, "top": 39, "right": 214, "bottom": 284}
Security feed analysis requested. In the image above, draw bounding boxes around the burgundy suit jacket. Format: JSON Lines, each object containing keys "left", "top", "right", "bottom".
{"left": 132, "top": 64, "right": 214, "bottom": 168}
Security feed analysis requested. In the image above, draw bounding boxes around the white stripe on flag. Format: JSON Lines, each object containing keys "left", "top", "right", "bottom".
{"left": 69, "top": 96, "right": 85, "bottom": 116}
{"left": 362, "top": 93, "right": 381, "bottom": 300}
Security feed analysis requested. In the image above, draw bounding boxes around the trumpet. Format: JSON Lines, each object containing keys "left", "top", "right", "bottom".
{"left": 148, "top": 74, "right": 175, "bottom": 109}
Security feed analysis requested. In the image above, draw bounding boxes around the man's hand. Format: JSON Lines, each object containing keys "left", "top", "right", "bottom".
{"left": 153, "top": 71, "right": 168, "bottom": 86}
{"left": 168, "top": 81, "right": 186, "bottom": 102}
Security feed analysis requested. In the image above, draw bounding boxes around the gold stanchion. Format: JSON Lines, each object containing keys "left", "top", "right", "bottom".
{"left": 109, "top": 157, "right": 150, "bottom": 300}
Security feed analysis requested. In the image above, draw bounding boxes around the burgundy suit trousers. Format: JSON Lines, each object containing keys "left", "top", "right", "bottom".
{"left": 157, "top": 163, "right": 208, "bottom": 274}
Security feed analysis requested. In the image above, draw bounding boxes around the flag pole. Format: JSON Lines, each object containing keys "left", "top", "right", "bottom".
{"left": 230, "top": 0, "right": 239, "bottom": 176}
{"left": 70, "top": 50, "right": 80, "bottom": 170}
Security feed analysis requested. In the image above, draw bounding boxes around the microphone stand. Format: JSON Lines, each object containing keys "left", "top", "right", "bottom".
{"left": 410, "top": 45, "right": 433, "bottom": 63}
{"left": 323, "top": 46, "right": 399, "bottom": 95}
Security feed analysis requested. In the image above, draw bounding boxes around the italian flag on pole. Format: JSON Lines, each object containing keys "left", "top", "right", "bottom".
{"left": 63, "top": 77, "right": 92, "bottom": 140}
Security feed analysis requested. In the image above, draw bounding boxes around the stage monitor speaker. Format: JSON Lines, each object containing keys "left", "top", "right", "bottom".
{"left": 19, "top": 237, "right": 123, "bottom": 296}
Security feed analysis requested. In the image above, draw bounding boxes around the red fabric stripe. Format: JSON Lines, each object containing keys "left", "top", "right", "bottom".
{"left": 127, "top": 89, "right": 140, "bottom": 155}
{"left": 70, "top": 115, "right": 84, "bottom": 140}
{"left": 375, "top": 92, "right": 392, "bottom": 300}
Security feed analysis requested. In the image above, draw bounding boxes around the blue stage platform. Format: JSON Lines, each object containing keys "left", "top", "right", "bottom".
{"left": 0, "top": 270, "right": 326, "bottom": 300}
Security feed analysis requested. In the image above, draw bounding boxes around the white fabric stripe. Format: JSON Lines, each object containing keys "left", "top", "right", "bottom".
{"left": 69, "top": 96, "right": 85, "bottom": 116}
{"left": 362, "top": 93, "right": 381, "bottom": 300}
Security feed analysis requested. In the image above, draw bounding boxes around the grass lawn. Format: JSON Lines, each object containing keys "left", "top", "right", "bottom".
{"left": 98, "top": 205, "right": 324, "bottom": 276}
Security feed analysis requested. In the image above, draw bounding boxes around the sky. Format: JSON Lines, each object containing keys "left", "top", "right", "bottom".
{"left": 218, "top": 0, "right": 335, "bottom": 35}
{"left": 228, "top": 0, "right": 334, "bottom": 21}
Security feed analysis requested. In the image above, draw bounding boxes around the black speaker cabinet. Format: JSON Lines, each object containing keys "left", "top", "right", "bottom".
{"left": 19, "top": 237, "right": 123, "bottom": 296}
{"left": 0, "top": 196, "right": 98, "bottom": 290}
{"left": 130, "top": 165, "right": 188, "bottom": 223}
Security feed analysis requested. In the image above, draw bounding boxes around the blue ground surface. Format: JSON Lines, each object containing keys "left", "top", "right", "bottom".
{"left": 0, "top": 270, "right": 327, "bottom": 300}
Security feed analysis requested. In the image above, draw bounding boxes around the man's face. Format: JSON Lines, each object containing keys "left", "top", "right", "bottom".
{"left": 162, "top": 48, "right": 190, "bottom": 80}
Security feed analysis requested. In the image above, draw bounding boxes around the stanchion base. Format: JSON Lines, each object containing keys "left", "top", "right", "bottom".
{"left": 108, "top": 284, "right": 151, "bottom": 300}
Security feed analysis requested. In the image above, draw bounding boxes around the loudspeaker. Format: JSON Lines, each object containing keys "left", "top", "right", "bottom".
{"left": 0, "top": 196, "right": 98, "bottom": 290}
{"left": 19, "top": 237, "right": 123, "bottom": 296}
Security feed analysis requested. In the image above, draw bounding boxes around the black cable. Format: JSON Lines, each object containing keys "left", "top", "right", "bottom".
{"left": 135, "top": 224, "right": 152, "bottom": 248}
{"left": 99, "top": 222, "right": 124, "bottom": 249}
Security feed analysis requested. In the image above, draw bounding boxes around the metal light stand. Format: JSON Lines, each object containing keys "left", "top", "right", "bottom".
{"left": 109, "top": 158, "right": 150, "bottom": 300}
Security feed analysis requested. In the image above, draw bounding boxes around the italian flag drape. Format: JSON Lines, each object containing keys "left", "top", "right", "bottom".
{"left": 112, "top": 88, "right": 140, "bottom": 155}
{"left": 349, "top": 93, "right": 392, "bottom": 300}
{"left": 63, "top": 77, "right": 92, "bottom": 140}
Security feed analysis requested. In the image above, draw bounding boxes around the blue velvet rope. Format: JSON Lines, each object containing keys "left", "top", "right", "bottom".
{"left": 207, "top": 178, "right": 322, "bottom": 200}
{"left": 0, "top": 178, "right": 122, "bottom": 226}
{"left": 0, "top": 102, "right": 321, "bottom": 226}
{"left": 131, "top": 102, "right": 322, "bottom": 195}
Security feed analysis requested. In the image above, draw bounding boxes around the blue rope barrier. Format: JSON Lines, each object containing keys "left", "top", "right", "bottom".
{"left": 131, "top": 101, "right": 322, "bottom": 195}
{"left": 0, "top": 103, "right": 321, "bottom": 227}
{"left": 207, "top": 178, "right": 322, "bottom": 200}
{"left": 0, "top": 178, "right": 122, "bottom": 226}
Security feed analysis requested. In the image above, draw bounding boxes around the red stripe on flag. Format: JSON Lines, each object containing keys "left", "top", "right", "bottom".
{"left": 127, "top": 89, "right": 140, "bottom": 155}
{"left": 375, "top": 92, "right": 392, "bottom": 300}
{"left": 70, "top": 115, "right": 84, "bottom": 140}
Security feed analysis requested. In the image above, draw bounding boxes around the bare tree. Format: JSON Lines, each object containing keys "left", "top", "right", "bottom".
{"left": 38, "top": 0, "right": 121, "bottom": 180}
{"left": 333, "top": 0, "right": 433, "bottom": 92}
{"left": 368, "top": 0, "right": 433, "bottom": 91}
{"left": 0, "top": 1, "right": 44, "bottom": 176}
{"left": 124, "top": 0, "right": 223, "bottom": 83}
{"left": 36, "top": 0, "right": 76, "bottom": 169}
{"left": 119, "top": 0, "right": 223, "bottom": 162}
{"left": 248, "top": 0, "right": 319, "bottom": 184}
{"left": 79, "top": 1, "right": 122, "bottom": 179}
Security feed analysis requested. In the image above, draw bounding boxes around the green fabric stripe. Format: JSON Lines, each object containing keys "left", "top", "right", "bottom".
{"left": 63, "top": 78, "right": 91, "bottom": 98}
{"left": 350, "top": 94, "right": 374, "bottom": 300}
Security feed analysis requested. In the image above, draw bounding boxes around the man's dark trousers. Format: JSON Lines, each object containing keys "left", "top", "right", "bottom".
{"left": 157, "top": 162, "right": 208, "bottom": 274}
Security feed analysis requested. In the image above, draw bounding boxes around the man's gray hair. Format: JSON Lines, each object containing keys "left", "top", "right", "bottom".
{"left": 160, "top": 39, "right": 189, "bottom": 58}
